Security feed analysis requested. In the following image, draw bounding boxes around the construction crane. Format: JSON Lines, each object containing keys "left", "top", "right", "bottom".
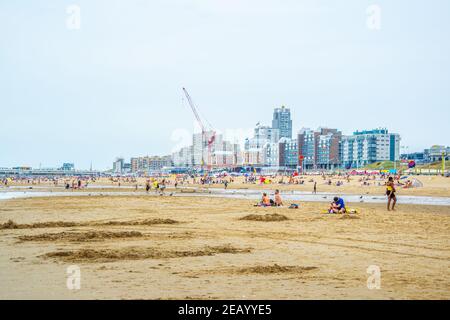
{"left": 182, "top": 88, "right": 216, "bottom": 172}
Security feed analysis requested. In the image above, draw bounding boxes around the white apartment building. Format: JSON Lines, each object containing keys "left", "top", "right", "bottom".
{"left": 171, "top": 146, "right": 193, "bottom": 167}
{"left": 172, "top": 131, "right": 241, "bottom": 168}
{"left": 243, "top": 124, "right": 280, "bottom": 166}
{"left": 341, "top": 129, "right": 401, "bottom": 168}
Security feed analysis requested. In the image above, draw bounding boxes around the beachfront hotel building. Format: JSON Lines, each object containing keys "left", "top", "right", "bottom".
{"left": 171, "top": 131, "right": 241, "bottom": 168}
{"left": 243, "top": 124, "right": 280, "bottom": 166}
{"left": 272, "top": 106, "right": 293, "bottom": 139}
{"left": 113, "top": 158, "right": 125, "bottom": 173}
{"left": 212, "top": 140, "right": 242, "bottom": 167}
{"left": 278, "top": 138, "right": 299, "bottom": 169}
{"left": 297, "top": 128, "right": 342, "bottom": 170}
{"left": 341, "top": 129, "right": 401, "bottom": 168}
{"left": 262, "top": 143, "right": 280, "bottom": 167}
{"left": 192, "top": 131, "right": 217, "bottom": 167}
{"left": 424, "top": 145, "right": 450, "bottom": 162}
{"left": 191, "top": 131, "right": 241, "bottom": 168}
{"left": 130, "top": 155, "right": 172, "bottom": 173}
{"left": 172, "top": 146, "right": 193, "bottom": 167}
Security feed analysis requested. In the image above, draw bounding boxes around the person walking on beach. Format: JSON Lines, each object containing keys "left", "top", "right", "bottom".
{"left": 386, "top": 177, "right": 397, "bottom": 211}
{"left": 313, "top": 182, "right": 317, "bottom": 194}
{"left": 153, "top": 180, "right": 159, "bottom": 193}
{"left": 159, "top": 179, "right": 166, "bottom": 195}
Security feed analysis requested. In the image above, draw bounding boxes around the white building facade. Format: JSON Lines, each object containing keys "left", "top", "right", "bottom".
{"left": 341, "top": 129, "right": 401, "bottom": 168}
{"left": 243, "top": 125, "right": 280, "bottom": 166}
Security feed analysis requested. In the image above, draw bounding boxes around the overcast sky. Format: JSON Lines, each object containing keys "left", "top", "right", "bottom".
{"left": 1, "top": 0, "right": 449, "bottom": 170}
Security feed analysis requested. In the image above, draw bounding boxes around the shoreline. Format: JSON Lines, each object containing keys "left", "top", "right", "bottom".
{"left": 2, "top": 187, "right": 450, "bottom": 206}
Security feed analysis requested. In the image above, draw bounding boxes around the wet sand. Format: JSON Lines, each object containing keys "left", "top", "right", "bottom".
{"left": 5, "top": 175, "right": 450, "bottom": 197}
{"left": 0, "top": 195, "right": 449, "bottom": 299}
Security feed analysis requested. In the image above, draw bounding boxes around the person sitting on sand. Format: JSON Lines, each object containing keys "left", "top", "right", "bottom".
{"left": 274, "top": 189, "right": 283, "bottom": 206}
{"left": 260, "top": 193, "right": 271, "bottom": 207}
{"left": 404, "top": 180, "right": 413, "bottom": 189}
{"left": 329, "top": 197, "right": 346, "bottom": 214}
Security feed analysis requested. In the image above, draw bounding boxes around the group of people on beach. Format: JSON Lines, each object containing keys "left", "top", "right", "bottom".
{"left": 255, "top": 176, "right": 398, "bottom": 212}
{"left": 257, "top": 190, "right": 284, "bottom": 207}
{"left": 145, "top": 179, "right": 167, "bottom": 194}
{"left": 330, "top": 175, "right": 398, "bottom": 212}
{"left": 2, "top": 173, "right": 400, "bottom": 212}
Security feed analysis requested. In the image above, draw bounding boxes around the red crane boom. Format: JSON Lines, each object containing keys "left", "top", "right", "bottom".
{"left": 182, "top": 88, "right": 216, "bottom": 171}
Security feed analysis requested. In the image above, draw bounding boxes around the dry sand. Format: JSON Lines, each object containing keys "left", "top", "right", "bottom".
{"left": 0, "top": 195, "right": 449, "bottom": 299}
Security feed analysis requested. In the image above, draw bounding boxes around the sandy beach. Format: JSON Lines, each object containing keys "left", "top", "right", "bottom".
{"left": 3, "top": 0, "right": 450, "bottom": 305}
{"left": 0, "top": 194, "right": 449, "bottom": 300}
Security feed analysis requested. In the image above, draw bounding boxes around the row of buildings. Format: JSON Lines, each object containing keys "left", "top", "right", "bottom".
{"left": 172, "top": 132, "right": 241, "bottom": 168}
{"left": 0, "top": 162, "right": 101, "bottom": 177}
{"left": 240, "top": 107, "right": 401, "bottom": 171}
{"left": 112, "top": 106, "right": 447, "bottom": 174}
{"left": 113, "top": 156, "right": 172, "bottom": 174}
{"left": 401, "top": 145, "right": 450, "bottom": 164}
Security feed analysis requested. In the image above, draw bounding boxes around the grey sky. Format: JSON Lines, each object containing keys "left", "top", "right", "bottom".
{"left": 1, "top": 0, "right": 449, "bottom": 169}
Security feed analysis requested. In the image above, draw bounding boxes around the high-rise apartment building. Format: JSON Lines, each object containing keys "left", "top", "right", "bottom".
{"left": 272, "top": 106, "right": 292, "bottom": 139}
{"left": 278, "top": 138, "right": 299, "bottom": 169}
{"left": 172, "top": 146, "right": 193, "bottom": 167}
{"left": 212, "top": 140, "right": 241, "bottom": 167}
{"left": 172, "top": 131, "right": 241, "bottom": 168}
{"left": 243, "top": 124, "right": 280, "bottom": 166}
{"left": 113, "top": 157, "right": 124, "bottom": 173}
{"left": 192, "top": 131, "right": 218, "bottom": 167}
{"left": 297, "top": 128, "right": 342, "bottom": 170}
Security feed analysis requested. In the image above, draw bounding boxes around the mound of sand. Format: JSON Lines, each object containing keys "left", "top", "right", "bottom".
{"left": 1, "top": 220, "right": 78, "bottom": 230}
{"left": 339, "top": 215, "right": 360, "bottom": 220}
{"left": 42, "top": 245, "right": 251, "bottom": 263}
{"left": 180, "top": 189, "right": 196, "bottom": 193}
{"left": 18, "top": 231, "right": 143, "bottom": 242}
{"left": 237, "top": 264, "right": 317, "bottom": 274}
{"left": 1, "top": 219, "right": 179, "bottom": 230}
{"left": 240, "top": 214, "right": 289, "bottom": 222}
{"left": 0, "top": 220, "right": 19, "bottom": 229}
{"left": 99, "top": 219, "right": 178, "bottom": 226}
